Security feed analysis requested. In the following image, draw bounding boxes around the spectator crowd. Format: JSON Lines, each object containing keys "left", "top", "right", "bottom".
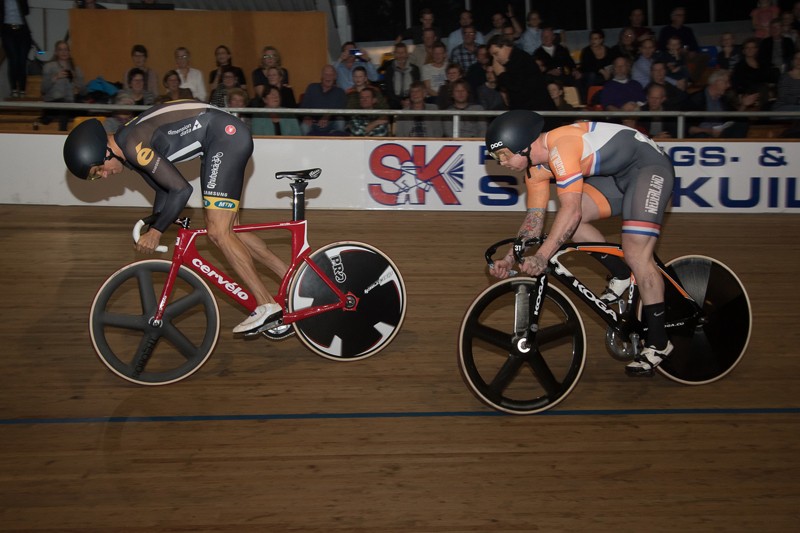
{"left": 7, "top": 1, "right": 800, "bottom": 137}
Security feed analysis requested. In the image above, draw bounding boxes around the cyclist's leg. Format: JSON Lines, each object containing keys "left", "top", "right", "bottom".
{"left": 200, "top": 113, "right": 281, "bottom": 333}
{"left": 578, "top": 178, "right": 631, "bottom": 282}
{"left": 205, "top": 209, "right": 275, "bottom": 306}
{"left": 235, "top": 216, "right": 289, "bottom": 280}
{"left": 619, "top": 155, "right": 675, "bottom": 373}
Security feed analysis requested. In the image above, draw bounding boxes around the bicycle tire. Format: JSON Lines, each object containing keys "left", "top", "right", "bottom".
{"left": 89, "top": 259, "right": 220, "bottom": 385}
{"left": 458, "top": 278, "right": 587, "bottom": 415}
{"left": 288, "top": 242, "right": 406, "bottom": 361}
{"left": 657, "top": 255, "right": 752, "bottom": 385}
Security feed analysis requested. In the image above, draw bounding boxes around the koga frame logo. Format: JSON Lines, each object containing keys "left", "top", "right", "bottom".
{"left": 368, "top": 143, "right": 464, "bottom": 206}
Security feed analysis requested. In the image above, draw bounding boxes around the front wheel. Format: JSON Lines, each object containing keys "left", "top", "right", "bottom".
{"left": 288, "top": 242, "right": 406, "bottom": 361}
{"left": 458, "top": 278, "right": 587, "bottom": 415}
{"left": 658, "top": 255, "right": 752, "bottom": 385}
{"left": 89, "top": 260, "right": 220, "bottom": 385}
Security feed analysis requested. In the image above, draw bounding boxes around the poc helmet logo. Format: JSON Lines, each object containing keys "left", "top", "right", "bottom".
{"left": 489, "top": 141, "right": 504, "bottom": 150}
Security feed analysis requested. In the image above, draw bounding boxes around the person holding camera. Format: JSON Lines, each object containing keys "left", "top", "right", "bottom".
{"left": 41, "top": 40, "right": 85, "bottom": 130}
{"left": 334, "top": 41, "right": 379, "bottom": 90}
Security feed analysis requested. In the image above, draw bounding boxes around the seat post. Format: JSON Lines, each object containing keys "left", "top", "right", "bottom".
{"left": 289, "top": 179, "right": 308, "bottom": 221}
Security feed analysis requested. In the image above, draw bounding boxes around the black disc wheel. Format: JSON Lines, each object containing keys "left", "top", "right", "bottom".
{"left": 288, "top": 242, "right": 406, "bottom": 361}
{"left": 658, "top": 255, "right": 751, "bottom": 384}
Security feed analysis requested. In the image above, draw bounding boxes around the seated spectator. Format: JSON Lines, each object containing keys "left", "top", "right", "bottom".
{"left": 485, "top": 8, "right": 522, "bottom": 40}
{"left": 773, "top": 51, "right": 800, "bottom": 111}
{"left": 640, "top": 83, "right": 678, "bottom": 138}
{"left": 632, "top": 38, "right": 657, "bottom": 88}
{"left": 443, "top": 79, "right": 485, "bottom": 138}
{"left": 123, "top": 44, "right": 159, "bottom": 95}
{"left": 251, "top": 85, "right": 302, "bottom": 136}
{"left": 347, "top": 87, "right": 389, "bottom": 137}
{"left": 465, "top": 45, "right": 490, "bottom": 94}
{"left": 422, "top": 41, "right": 449, "bottom": 102}
{"left": 449, "top": 25, "right": 480, "bottom": 71}
{"left": 157, "top": 69, "right": 194, "bottom": 103}
{"left": 757, "top": 18, "right": 795, "bottom": 76}
{"left": 548, "top": 80, "right": 575, "bottom": 126}
{"left": 533, "top": 26, "right": 579, "bottom": 87}
{"left": 208, "top": 66, "right": 239, "bottom": 107}
{"left": 103, "top": 92, "right": 135, "bottom": 134}
{"left": 732, "top": 37, "right": 778, "bottom": 110}
{"left": 394, "top": 80, "right": 444, "bottom": 137}
{"left": 447, "top": 10, "right": 485, "bottom": 49}
{"left": 208, "top": 45, "right": 246, "bottom": 94}
{"left": 656, "top": 36, "right": 690, "bottom": 89}
{"left": 599, "top": 56, "right": 645, "bottom": 110}
{"left": 225, "top": 87, "right": 250, "bottom": 125}
{"left": 751, "top": 0, "right": 780, "bottom": 39}
{"left": 578, "top": 29, "right": 614, "bottom": 102}
{"left": 252, "top": 46, "right": 290, "bottom": 99}
{"left": 346, "top": 66, "right": 388, "bottom": 109}
{"left": 646, "top": 61, "right": 688, "bottom": 110}
{"left": 717, "top": 32, "right": 743, "bottom": 71}
{"left": 687, "top": 69, "right": 754, "bottom": 138}
{"left": 225, "top": 87, "right": 248, "bottom": 109}
{"left": 396, "top": 7, "right": 439, "bottom": 44}
{"left": 120, "top": 67, "right": 155, "bottom": 107}
{"left": 629, "top": 8, "right": 655, "bottom": 44}
{"left": 262, "top": 66, "right": 296, "bottom": 108}
{"left": 780, "top": 11, "right": 798, "bottom": 44}
{"left": 335, "top": 41, "right": 379, "bottom": 90}
{"left": 619, "top": 101, "right": 648, "bottom": 134}
{"left": 380, "top": 42, "right": 420, "bottom": 109}
{"left": 477, "top": 69, "right": 506, "bottom": 111}
{"left": 516, "top": 10, "right": 543, "bottom": 55}
{"left": 436, "top": 63, "right": 465, "bottom": 109}
{"left": 547, "top": 80, "right": 575, "bottom": 111}
{"left": 300, "top": 64, "right": 347, "bottom": 136}
{"left": 41, "top": 40, "right": 86, "bottom": 130}
{"left": 610, "top": 27, "right": 639, "bottom": 63}
{"left": 657, "top": 6, "right": 699, "bottom": 52}
{"left": 409, "top": 27, "right": 438, "bottom": 68}
{"left": 174, "top": 47, "right": 206, "bottom": 101}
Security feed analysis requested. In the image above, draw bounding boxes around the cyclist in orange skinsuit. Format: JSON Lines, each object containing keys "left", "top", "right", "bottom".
{"left": 485, "top": 110, "right": 674, "bottom": 376}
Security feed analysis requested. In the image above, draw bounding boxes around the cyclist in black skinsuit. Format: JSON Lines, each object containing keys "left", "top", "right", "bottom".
{"left": 63, "top": 100, "right": 287, "bottom": 334}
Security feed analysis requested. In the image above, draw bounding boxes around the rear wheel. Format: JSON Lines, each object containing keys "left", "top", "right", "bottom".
{"left": 288, "top": 242, "right": 406, "bottom": 361}
{"left": 658, "top": 255, "right": 751, "bottom": 385}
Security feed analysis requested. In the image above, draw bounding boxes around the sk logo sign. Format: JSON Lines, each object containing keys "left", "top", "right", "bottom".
{"left": 368, "top": 144, "right": 464, "bottom": 205}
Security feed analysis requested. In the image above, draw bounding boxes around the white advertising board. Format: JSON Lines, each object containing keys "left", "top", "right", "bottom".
{"left": 1, "top": 134, "right": 797, "bottom": 213}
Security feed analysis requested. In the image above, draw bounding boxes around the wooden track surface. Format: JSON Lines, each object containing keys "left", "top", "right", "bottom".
{"left": 1, "top": 205, "right": 798, "bottom": 531}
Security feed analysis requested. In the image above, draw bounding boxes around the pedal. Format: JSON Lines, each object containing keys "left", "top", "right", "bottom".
{"left": 242, "top": 315, "right": 284, "bottom": 337}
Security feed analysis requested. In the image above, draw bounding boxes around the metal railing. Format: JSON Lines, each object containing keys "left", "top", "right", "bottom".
{"left": 2, "top": 100, "right": 799, "bottom": 139}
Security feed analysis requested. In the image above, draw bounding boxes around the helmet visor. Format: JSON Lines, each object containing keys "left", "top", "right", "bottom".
{"left": 86, "top": 147, "right": 115, "bottom": 180}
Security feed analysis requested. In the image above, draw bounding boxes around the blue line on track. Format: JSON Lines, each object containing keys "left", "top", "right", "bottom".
{"left": 2, "top": 407, "right": 799, "bottom": 425}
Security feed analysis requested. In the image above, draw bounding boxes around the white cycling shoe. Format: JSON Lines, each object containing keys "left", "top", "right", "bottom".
{"left": 600, "top": 276, "right": 632, "bottom": 303}
{"left": 233, "top": 302, "right": 283, "bottom": 335}
{"left": 625, "top": 341, "right": 674, "bottom": 377}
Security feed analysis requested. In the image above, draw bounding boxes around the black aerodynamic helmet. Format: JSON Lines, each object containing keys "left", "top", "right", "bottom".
{"left": 63, "top": 118, "right": 109, "bottom": 180}
{"left": 485, "top": 110, "right": 545, "bottom": 158}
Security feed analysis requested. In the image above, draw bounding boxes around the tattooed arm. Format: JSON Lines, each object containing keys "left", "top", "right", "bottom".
{"left": 490, "top": 175, "right": 551, "bottom": 279}
{"left": 520, "top": 191, "right": 582, "bottom": 276}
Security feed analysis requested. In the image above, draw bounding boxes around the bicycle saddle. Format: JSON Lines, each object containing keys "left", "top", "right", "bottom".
{"left": 275, "top": 168, "right": 322, "bottom": 181}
